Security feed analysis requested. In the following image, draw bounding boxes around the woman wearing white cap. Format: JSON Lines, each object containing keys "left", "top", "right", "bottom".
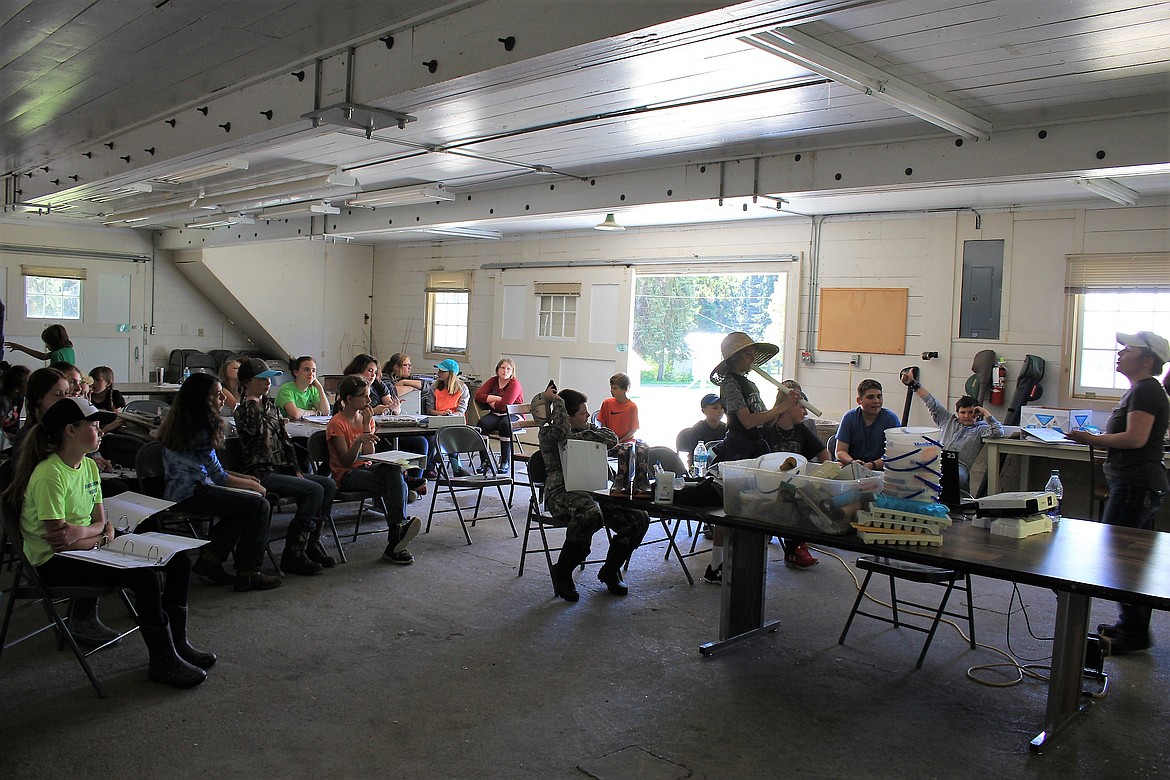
{"left": 1067, "top": 330, "right": 1170, "bottom": 655}
{"left": 3, "top": 398, "right": 214, "bottom": 688}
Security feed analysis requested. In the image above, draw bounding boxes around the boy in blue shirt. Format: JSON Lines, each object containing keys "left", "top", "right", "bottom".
{"left": 835, "top": 379, "right": 900, "bottom": 470}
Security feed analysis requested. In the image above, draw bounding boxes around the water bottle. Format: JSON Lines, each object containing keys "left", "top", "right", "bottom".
{"left": 182, "top": 366, "right": 191, "bottom": 383}
{"left": 1043, "top": 469, "right": 1063, "bottom": 519}
{"left": 693, "top": 441, "right": 708, "bottom": 478}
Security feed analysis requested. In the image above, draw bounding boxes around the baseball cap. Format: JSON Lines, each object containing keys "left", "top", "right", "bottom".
{"left": 435, "top": 359, "right": 460, "bottom": 374}
{"left": 40, "top": 397, "right": 116, "bottom": 433}
{"left": 238, "top": 357, "right": 283, "bottom": 384}
{"left": 700, "top": 393, "right": 722, "bottom": 408}
{"left": 1117, "top": 331, "right": 1170, "bottom": 363}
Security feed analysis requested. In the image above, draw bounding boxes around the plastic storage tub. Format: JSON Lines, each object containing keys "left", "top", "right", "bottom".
{"left": 721, "top": 459, "right": 883, "bottom": 534}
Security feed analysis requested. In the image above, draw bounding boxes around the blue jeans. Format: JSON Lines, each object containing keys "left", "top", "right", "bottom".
{"left": 339, "top": 464, "right": 408, "bottom": 533}
{"left": 1102, "top": 477, "right": 1167, "bottom": 636}
{"left": 260, "top": 472, "right": 336, "bottom": 533}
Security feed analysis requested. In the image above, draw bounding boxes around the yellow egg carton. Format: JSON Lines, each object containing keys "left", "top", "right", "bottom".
{"left": 851, "top": 524, "right": 944, "bottom": 546}
{"left": 855, "top": 507, "right": 951, "bottom": 535}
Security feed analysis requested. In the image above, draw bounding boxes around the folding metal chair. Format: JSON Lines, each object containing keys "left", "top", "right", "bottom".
{"left": 838, "top": 556, "right": 976, "bottom": 669}
{"left": 0, "top": 503, "right": 140, "bottom": 698}
{"left": 426, "top": 425, "right": 515, "bottom": 545}
{"left": 518, "top": 451, "right": 607, "bottom": 577}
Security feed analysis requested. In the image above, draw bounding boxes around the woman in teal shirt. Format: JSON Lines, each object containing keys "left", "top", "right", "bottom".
{"left": 2, "top": 397, "right": 215, "bottom": 688}
{"left": 6, "top": 323, "right": 75, "bottom": 364}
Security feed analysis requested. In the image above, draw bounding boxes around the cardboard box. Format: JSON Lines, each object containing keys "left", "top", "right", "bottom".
{"left": 1021, "top": 407, "right": 1095, "bottom": 433}
{"left": 559, "top": 439, "right": 609, "bottom": 492}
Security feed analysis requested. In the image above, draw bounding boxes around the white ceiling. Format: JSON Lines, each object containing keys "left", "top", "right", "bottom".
{"left": 4, "top": 0, "right": 1170, "bottom": 243}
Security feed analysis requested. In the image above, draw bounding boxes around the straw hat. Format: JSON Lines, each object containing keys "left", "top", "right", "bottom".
{"left": 709, "top": 331, "right": 779, "bottom": 385}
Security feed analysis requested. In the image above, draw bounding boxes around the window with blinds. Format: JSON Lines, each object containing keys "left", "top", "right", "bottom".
{"left": 1066, "top": 253, "right": 1170, "bottom": 396}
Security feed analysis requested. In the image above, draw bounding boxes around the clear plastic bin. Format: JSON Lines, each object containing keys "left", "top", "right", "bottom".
{"left": 721, "top": 459, "right": 883, "bottom": 533}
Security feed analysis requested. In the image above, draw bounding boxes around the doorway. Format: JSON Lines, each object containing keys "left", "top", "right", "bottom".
{"left": 630, "top": 271, "right": 789, "bottom": 451}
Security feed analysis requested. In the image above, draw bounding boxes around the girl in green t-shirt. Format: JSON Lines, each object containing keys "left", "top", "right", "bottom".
{"left": 1, "top": 397, "right": 215, "bottom": 689}
{"left": 5, "top": 323, "right": 75, "bottom": 365}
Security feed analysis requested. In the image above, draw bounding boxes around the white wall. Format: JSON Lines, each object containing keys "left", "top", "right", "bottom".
{"left": 371, "top": 205, "right": 1170, "bottom": 429}
{"left": 0, "top": 215, "right": 253, "bottom": 381}
{"left": 176, "top": 240, "right": 373, "bottom": 373}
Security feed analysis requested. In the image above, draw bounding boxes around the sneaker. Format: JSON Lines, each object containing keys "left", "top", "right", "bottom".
{"left": 497, "top": 460, "right": 510, "bottom": 475}
{"left": 784, "top": 543, "right": 819, "bottom": 570}
{"left": 407, "top": 489, "right": 419, "bottom": 504}
{"left": 382, "top": 545, "right": 415, "bottom": 565}
{"left": 393, "top": 517, "right": 422, "bottom": 554}
{"left": 423, "top": 469, "right": 438, "bottom": 480}
{"left": 702, "top": 564, "right": 722, "bottom": 584}
{"left": 193, "top": 550, "right": 235, "bottom": 585}
{"left": 233, "top": 570, "right": 283, "bottom": 592}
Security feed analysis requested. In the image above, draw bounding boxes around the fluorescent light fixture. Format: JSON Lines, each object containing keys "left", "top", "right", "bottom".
{"left": 259, "top": 201, "right": 341, "bottom": 219}
{"left": 594, "top": 213, "right": 624, "bottom": 231}
{"left": 151, "top": 158, "right": 249, "bottom": 185}
{"left": 86, "top": 182, "right": 154, "bottom": 203}
{"left": 103, "top": 201, "right": 198, "bottom": 225}
{"left": 740, "top": 28, "right": 991, "bottom": 141}
{"left": 207, "top": 171, "right": 358, "bottom": 210}
{"left": 1073, "top": 177, "right": 1139, "bottom": 206}
{"left": 346, "top": 184, "right": 454, "bottom": 207}
{"left": 421, "top": 226, "right": 502, "bottom": 240}
{"left": 185, "top": 214, "right": 256, "bottom": 229}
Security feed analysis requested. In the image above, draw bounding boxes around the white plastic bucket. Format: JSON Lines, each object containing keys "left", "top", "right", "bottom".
{"left": 883, "top": 427, "right": 943, "bottom": 501}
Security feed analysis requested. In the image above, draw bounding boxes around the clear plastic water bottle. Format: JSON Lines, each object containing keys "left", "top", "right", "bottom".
{"left": 1043, "top": 469, "right": 1063, "bottom": 519}
{"left": 693, "top": 441, "right": 708, "bottom": 478}
{"left": 182, "top": 366, "right": 191, "bottom": 383}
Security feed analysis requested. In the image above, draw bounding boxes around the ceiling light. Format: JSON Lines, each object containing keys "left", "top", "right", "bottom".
{"left": 86, "top": 182, "right": 154, "bottom": 203}
{"left": 594, "top": 213, "right": 625, "bottom": 231}
{"left": 346, "top": 184, "right": 455, "bottom": 207}
{"left": 150, "top": 158, "right": 249, "bottom": 185}
{"left": 259, "top": 201, "right": 341, "bottom": 219}
{"left": 421, "top": 226, "right": 502, "bottom": 240}
{"left": 740, "top": 28, "right": 991, "bottom": 141}
{"left": 185, "top": 214, "right": 255, "bottom": 229}
{"left": 103, "top": 201, "right": 199, "bottom": 225}
{"left": 201, "top": 171, "right": 359, "bottom": 210}
{"left": 1073, "top": 177, "right": 1139, "bottom": 206}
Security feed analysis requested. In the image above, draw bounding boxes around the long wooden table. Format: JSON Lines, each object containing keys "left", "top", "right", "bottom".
{"left": 985, "top": 436, "right": 1170, "bottom": 494}
{"left": 593, "top": 491, "right": 1170, "bottom": 751}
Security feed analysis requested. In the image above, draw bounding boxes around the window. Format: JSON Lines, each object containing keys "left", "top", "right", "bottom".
{"left": 537, "top": 294, "right": 577, "bottom": 339}
{"left": 1067, "top": 254, "right": 1170, "bottom": 397}
{"left": 22, "top": 266, "right": 85, "bottom": 320}
{"left": 425, "top": 272, "right": 471, "bottom": 356}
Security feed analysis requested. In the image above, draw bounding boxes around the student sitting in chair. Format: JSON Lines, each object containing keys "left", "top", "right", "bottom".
{"left": 899, "top": 370, "right": 1004, "bottom": 490}
{"left": 597, "top": 372, "right": 639, "bottom": 444}
{"left": 835, "top": 379, "right": 901, "bottom": 470}
{"left": 276, "top": 355, "right": 332, "bottom": 420}
{"left": 2, "top": 397, "right": 215, "bottom": 688}
{"left": 540, "top": 388, "right": 648, "bottom": 603}
{"left": 764, "top": 380, "right": 832, "bottom": 570}
{"left": 473, "top": 357, "right": 524, "bottom": 474}
{"left": 235, "top": 357, "right": 337, "bottom": 575}
{"left": 675, "top": 393, "right": 728, "bottom": 458}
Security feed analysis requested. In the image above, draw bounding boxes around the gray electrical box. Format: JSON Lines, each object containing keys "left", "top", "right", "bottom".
{"left": 959, "top": 239, "right": 1004, "bottom": 339}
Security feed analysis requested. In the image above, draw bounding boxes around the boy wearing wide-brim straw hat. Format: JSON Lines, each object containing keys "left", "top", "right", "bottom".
{"left": 705, "top": 333, "right": 802, "bottom": 582}
{"left": 710, "top": 332, "right": 796, "bottom": 462}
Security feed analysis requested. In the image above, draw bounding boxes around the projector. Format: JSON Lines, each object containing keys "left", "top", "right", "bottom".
{"left": 976, "top": 491, "right": 1058, "bottom": 517}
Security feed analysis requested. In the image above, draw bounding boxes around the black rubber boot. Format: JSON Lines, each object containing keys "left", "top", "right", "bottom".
{"left": 163, "top": 604, "right": 217, "bottom": 669}
{"left": 598, "top": 540, "right": 634, "bottom": 596}
{"left": 281, "top": 526, "right": 324, "bottom": 576}
{"left": 306, "top": 527, "right": 336, "bottom": 568}
{"left": 140, "top": 620, "right": 207, "bottom": 689}
{"left": 552, "top": 541, "right": 590, "bottom": 603}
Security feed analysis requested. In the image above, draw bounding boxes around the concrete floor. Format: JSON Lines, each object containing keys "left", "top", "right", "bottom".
{"left": 2, "top": 484, "right": 1168, "bottom": 779}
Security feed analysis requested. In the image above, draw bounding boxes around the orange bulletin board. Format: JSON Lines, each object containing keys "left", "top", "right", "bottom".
{"left": 817, "top": 288, "right": 908, "bottom": 355}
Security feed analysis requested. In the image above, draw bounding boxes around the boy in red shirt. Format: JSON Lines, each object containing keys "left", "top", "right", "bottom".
{"left": 598, "top": 372, "right": 639, "bottom": 443}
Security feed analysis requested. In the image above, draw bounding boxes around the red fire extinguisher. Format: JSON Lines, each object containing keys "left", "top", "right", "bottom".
{"left": 991, "top": 357, "right": 1006, "bottom": 406}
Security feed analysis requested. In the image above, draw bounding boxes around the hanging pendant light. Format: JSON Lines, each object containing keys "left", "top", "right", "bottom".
{"left": 594, "top": 213, "right": 624, "bottom": 231}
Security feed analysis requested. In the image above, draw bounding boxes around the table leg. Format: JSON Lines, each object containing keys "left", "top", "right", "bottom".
{"left": 987, "top": 442, "right": 1001, "bottom": 495}
{"left": 1030, "top": 591, "right": 1092, "bottom": 752}
{"left": 699, "top": 526, "right": 780, "bottom": 656}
